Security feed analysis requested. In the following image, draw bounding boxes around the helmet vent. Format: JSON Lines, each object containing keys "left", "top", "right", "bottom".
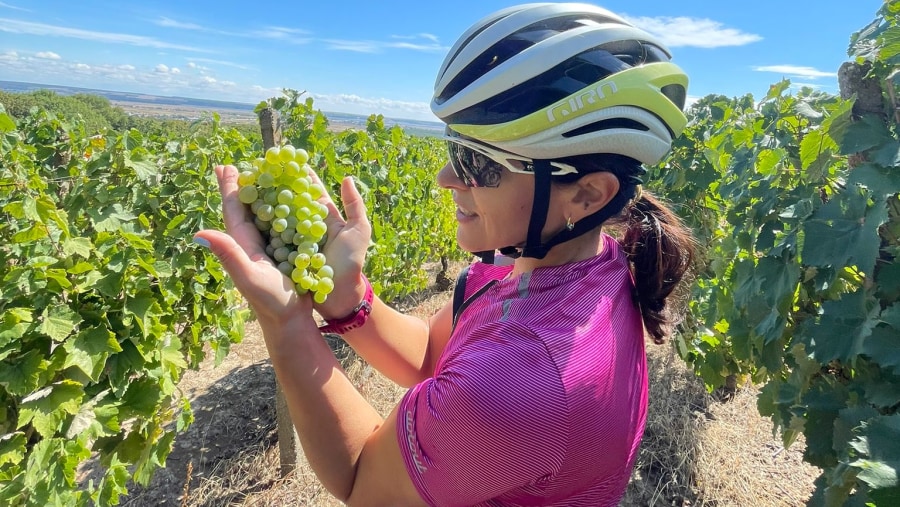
{"left": 562, "top": 118, "right": 650, "bottom": 138}
{"left": 438, "top": 15, "right": 614, "bottom": 104}
{"left": 661, "top": 84, "right": 687, "bottom": 110}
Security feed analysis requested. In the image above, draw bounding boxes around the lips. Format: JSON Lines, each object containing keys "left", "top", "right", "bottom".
{"left": 455, "top": 202, "right": 477, "bottom": 217}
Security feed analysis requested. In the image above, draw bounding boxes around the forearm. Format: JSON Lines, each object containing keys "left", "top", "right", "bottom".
{"left": 334, "top": 296, "right": 433, "bottom": 387}
{"left": 259, "top": 314, "right": 384, "bottom": 501}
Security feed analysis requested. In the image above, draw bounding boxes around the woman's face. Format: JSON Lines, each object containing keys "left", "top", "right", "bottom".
{"left": 437, "top": 162, "right": 568, "bottom": 253}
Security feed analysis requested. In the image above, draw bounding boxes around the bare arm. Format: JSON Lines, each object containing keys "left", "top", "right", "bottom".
{"left": 330, "top": 293, "right": 454, "bottom": 387}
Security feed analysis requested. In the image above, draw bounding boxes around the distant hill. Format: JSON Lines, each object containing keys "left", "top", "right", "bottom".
{"left": 0, "top": 80, "right": 443, "bottom": 135}
{"left": 0, "top": 80, "right": 256, "bottom": 112}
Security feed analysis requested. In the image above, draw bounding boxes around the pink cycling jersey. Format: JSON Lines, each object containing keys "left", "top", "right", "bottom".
{"left": 397, "top": 233, "right": 648, "bottom": 507}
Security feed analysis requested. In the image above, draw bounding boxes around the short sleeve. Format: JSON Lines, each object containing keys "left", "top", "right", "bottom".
{"left": 396, "top": 321, "right": 567, "bottom": 507}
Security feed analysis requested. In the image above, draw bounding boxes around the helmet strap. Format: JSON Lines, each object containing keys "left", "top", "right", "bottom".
{"left": 478, "top": 161, "right": 637, "bottom": 262}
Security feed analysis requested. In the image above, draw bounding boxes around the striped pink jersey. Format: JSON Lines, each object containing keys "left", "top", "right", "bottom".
{"left": 397, "top": 234, "right": 648, "bottom": 506}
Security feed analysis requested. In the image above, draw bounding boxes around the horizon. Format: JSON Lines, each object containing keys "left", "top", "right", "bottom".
{"left": 0, "top": 79, "right": 445, "bottom": 126}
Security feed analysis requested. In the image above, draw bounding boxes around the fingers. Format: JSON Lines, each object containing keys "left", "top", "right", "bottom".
{"left": 193, "top": 229, "right": 301, "bottom": 319}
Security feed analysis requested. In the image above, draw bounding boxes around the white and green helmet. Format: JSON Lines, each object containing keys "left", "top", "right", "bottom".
{"left": 432, "top": 2, "right": 688, "bottom": 167}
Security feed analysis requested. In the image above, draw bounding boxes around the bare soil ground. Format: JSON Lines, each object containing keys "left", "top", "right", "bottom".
{"left": 119, "top": 276, "right": 821, "bottom": 507}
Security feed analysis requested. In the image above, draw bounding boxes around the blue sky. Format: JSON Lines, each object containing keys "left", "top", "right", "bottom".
{"left": 0, "top": 1, "right": 880, "bottom": 122}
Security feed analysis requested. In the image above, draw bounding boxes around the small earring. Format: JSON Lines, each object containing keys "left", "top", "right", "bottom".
{"left": 566, "top": 216, "right": 575, "bottom": 231}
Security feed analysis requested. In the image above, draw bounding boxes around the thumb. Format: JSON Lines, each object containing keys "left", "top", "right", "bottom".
{"left": 193, "top": 230, "right": 263, "bottom": 280}
{"left": 340, "top": 176, "right": 371, "bottom": 235}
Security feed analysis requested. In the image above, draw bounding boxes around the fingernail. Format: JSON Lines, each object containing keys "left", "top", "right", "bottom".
{"left": 193, "top": 237, "right": 211, "bottom": 248}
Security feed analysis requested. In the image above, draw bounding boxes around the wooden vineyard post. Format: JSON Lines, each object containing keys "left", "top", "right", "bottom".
{"left": 258, "top": 107, "right": 300, "bottom": 477}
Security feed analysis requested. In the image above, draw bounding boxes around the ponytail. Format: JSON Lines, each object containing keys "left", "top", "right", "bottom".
{"left": 615, "top": 191, "right": 697, "bottom": 344}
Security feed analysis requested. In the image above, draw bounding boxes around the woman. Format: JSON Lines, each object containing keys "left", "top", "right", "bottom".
{"left": 194, "top": 3, "right": 697, "bottom": 506}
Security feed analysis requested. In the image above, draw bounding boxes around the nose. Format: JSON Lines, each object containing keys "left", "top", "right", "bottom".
{"left": 437, "top": 162, "right": 467, "bottom": 189}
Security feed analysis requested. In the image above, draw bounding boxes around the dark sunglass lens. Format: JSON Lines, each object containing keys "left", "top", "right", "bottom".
{"left": 446, "top": 141, "right": 505, "bottom": 188}
{"left": 447, "top": 142, "right": 479, "bottom": 187}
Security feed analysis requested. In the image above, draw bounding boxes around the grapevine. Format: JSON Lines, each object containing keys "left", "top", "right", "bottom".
{"left": 237, "top": 145, "right": 335, "bottom": 303}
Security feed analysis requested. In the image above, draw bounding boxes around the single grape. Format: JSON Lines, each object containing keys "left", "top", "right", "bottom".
{"left": 294, "top": 253, "right": 311, "bottom": 269}
{"left": 273, "top": 246, "right": 291, "bottom": 262}
{"left": 258, "top": 172, "right": 275, "bottom": 188}
{"left": 256, "top": 204, "right": 275, "bottom": 222}
{"left": 313, "top": 291, "right": 328, "bottom": 304}
{"left": 238, "top": 170, "right": 258, "bottom": 186}
{"left": 272, "top": 218, "right": 288, "bottom": 233}
{"left": 238, "top": 185, "right": 258, "bottom": 204}
{"left": 280, "top": 228, "right": 296, "bottom": 244}
{"left": 265, "top": 146, "right": 281, "bottom": 164}
{"left": 309, "top": 220, "right": 327, "bottom": 239}
{"left": 278, "top": 261, "right": 293, "bottom": 276}
{"left": 277, "top": 189, "right": 294, "bottom": 205}
{"left": 317, "top": 265, "right": 334, "bottom": 279}
{"left": 284, "top": 161, "right": 302, "bottom": 178}
{"left": 297, "top": 241, "right": 318, "bottom": 256}
{"left": 290, "top": 177, "right": 310, "bottom": 194}
{"left": 291, "top": 267, "right": 306, "bottom": 284}
{"left": 315, "top": 277, "right": 334, "bottom": 295}
{"left": 279, "top": 145, "right": 296, "bottom": 163}
{"left": 310, "top": 252, "right": 327, "bottom": 270}
{"left": 294, "top": 148, "right": 310, "bottom": 165}
{"left": 275, "top": 204, "right": 291, "bottom": 218}
{"left": 269, "top": 236, "right": 285, "bottom": 249}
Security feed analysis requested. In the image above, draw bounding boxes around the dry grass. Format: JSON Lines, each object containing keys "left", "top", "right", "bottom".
{"left": 124, "top": 264, "right": 821, "bottom": 507}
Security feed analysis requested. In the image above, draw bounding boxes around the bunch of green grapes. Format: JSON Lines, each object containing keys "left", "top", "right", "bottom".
{"left": 237, "top": 145, "right": 334, "bottom": 303}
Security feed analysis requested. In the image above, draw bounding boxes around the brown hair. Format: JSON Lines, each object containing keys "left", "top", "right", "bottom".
{"left": 614, "top": 191, "right": 697, "bottom": 344}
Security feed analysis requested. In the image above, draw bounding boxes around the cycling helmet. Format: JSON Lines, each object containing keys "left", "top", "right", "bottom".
{"left": 432, "top": 2, "right": 689, "bottom": 259}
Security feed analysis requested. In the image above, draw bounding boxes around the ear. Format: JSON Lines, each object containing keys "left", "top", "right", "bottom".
{"left": 568, "top": 172, "right": 620, "bottom": 220}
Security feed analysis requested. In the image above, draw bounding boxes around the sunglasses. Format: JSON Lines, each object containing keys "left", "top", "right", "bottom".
{"left": 444, "top": 134, "right": 577, "bottom": 188}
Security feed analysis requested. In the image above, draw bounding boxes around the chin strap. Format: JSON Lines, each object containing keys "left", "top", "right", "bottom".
{"left": 486, "top": 160, "right": 640, "bottom": 261}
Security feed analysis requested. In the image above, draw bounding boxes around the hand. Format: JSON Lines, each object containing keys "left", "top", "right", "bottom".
{"left": 306, "top": 167, "right": 373, "bottom": 319}
{"left": 194, "top": 164, "right": 312, "bottom": 324}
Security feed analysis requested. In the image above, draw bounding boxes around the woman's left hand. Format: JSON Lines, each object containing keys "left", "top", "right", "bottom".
{"left": 194, "top": 164, "right": 312, "bottom": 324}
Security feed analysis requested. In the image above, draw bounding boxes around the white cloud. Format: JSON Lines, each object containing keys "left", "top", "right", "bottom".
{"left": 170, "top": 67, "right": 181, "bottom": 74}
{"left": 118, "top": 64, "right": 135, "bottom": 71}
{"left": 0, "top": 17, "right": 212, "bottom": 52}
{"left": 753, "top": 65, "right": 836, "bottom": 80}
{"left": 626, "top": 16, "right": 762, "bottom": 48}
{"left": 155, "top": 64, "right": 170, "bottom": 73}
{"left": 35, "top": 51, "right": 60, "bottom": 59}
{"left": 311, "top": 92, "right": 433, "bottom": 119}
{"left": 187, "top": 57, "right": 250, "bottom": 70}
{"left": 325, "top": 35, "right": 447, "bottom": 53}
{"left": 249, "top": 26, "right": 312, "bottom": 44}
{"left": 0, "top": 2, "right": 29, "bottom": 12}
{"left": 154, "top": 17, "right": 205, "bottom": 31}
{"left": 323, "top": 39, "right": 381, "bottom": 53}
